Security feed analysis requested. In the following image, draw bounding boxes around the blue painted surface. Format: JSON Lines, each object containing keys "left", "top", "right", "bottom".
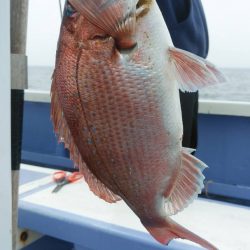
{"left": 19, "top": 200, "right": 202, "bottom": 250}
{"left": 22, "top": 101, "right": 72, "bottom": 170}
{"left": 22, "top": 150, "right": 73, "bottom": 170}
{"left": 19, "top": 170, "right": 54, "bottom": 199}
{"left": 21, "top": 236, "right": 73, "bottom": 250}
{"left": 204, "top": 182, "right": 250, "bottom": 201}
{"left": 19, "top": 169, "right": 48, "bottom": 185}
{"left": 196, "top": 114, "right": 250, "bottom": 199}
{"left": 22, "top": 102, "right": 55, "bottom": 154}
{"left": 20, "top": 169, "right": 198, "bottom": 249}
{"left": 22, "top": 101, "right": 250, "bottom": 201}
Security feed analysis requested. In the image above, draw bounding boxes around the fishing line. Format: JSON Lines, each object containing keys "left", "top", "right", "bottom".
{"left": 59, "top": 0, "right": 63, "bottom": 19}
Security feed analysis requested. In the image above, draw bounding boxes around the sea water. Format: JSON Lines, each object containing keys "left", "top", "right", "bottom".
{"left": 28, "top": 66, "right": 250, "bottom": 102}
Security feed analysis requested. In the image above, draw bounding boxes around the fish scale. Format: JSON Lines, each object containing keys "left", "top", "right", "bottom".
{"left": 76, "top": 56, "right": 167, "bottom": 198}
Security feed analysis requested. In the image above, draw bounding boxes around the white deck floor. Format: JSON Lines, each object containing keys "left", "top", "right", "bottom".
{"left": 20, "top": 164, "right": 250, "bottom": 250}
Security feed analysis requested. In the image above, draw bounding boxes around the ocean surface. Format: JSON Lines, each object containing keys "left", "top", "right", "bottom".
{"left": 28, "top": 66, "right": 250, "bottom": 102}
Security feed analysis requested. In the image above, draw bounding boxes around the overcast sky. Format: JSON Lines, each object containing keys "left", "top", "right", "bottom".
{"left": 27, "top": 0, "right": 250, "bottom": 68}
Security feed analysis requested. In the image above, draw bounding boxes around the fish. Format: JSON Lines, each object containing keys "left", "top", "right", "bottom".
{"left": 51, "top": 0, "right": 226, "bottom": 249}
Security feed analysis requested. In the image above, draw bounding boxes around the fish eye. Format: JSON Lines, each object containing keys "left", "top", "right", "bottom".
{"left": 90, "top": 34, "right": 110, "bottom": 41}
{"left": 65, "top": 2, "right": 77, "bottom": 17}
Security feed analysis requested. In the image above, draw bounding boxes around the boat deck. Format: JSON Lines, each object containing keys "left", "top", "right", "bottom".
{"left": 19, "top": 164, "right": 250, "bottom": 250}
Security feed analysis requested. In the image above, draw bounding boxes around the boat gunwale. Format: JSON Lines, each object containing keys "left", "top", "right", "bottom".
{"left": 24, "top": 89, "right": 250, "bottom": 117}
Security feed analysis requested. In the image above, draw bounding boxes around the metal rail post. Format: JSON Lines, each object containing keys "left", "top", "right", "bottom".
{"left": 11, "top": 0, "right": 29, "bottom": 249}
{"left": 0, "top": 0, "right": 12, "bottom": 249}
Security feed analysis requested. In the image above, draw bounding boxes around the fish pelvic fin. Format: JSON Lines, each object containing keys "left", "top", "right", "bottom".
{"left": 164, "top": 149, "right": 207, "bottom": 216}
{"left": 51, "top": 81, "right": 121, "bottom": 203}
{"left": 68, "top": 0, "right": 137, "bottom": 49}
{"left": 168, "top": 47, "right": 227, "bottom": 92}
{"left": 143, "top": 217, "right": 218, "bottom": 250}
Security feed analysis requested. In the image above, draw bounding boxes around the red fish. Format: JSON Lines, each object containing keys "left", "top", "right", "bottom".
{"left": 51, "top": 1, "right": 225, "bottom": 249}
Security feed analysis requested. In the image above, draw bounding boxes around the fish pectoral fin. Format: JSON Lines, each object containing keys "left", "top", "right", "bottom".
{"left": 51, "top": 82, "right": 121, "bottom": 204}
{"left": 167, "top": 47, "right": 226, "bottom": 92}
{"left": 164, "top": 149, "right": 207, "bottom": 216}
{"left": 142, "top": 217, "right": 218, "bottom": 250}
{"left": 69, "top": 0, "right": 137, "bottom": 42}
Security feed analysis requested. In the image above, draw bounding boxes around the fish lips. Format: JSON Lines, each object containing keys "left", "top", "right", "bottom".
{"left": 115, "top": 37, "right": 138, "bottom": 52}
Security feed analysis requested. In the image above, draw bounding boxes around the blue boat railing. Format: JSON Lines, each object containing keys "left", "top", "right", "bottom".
{"left": 22, "top": 90, "right": 250, "bottom": 202}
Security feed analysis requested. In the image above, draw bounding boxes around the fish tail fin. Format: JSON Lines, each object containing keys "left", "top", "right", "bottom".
{"left": 143, "top": 217, "right": 218, "bottom": 250}
{"left": 168, "top": 47, "right": 226, "bottom": 92}
{"left": 164, "top": 149, "right": 207, "bottom": 216}
{"left": 69, "top": 0, "right": 137, "bottom": 48}
{"left": 143, "top": 150, "right": 215, "bottom": 248}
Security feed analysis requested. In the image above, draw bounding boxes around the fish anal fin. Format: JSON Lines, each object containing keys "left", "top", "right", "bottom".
{"left": 164, "top": 149, "right": 207, "bottom": 216}
{"left": 143, "top": 217, "right": 218, "bottom": 250}
{"left": 51, "top": 82, "right": 121, "bottom": 203}
{"left": 79, "top": 161, "right": 121, "bottom": 203}
{"left": 168, "top": 47, "right": 226, "bottom": 92}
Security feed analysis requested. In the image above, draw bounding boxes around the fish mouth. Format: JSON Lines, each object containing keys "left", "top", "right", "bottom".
{"left": 114, "top": 14, "right": 137, "bottom": 51}
{"left": 115, "top": 37, "right": 138, "bottom": 51}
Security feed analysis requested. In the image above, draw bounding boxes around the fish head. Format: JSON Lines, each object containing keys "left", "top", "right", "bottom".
{"left": 58, "top": 0, "right": 162, "bottom": 61}
{"left": 67, "top": 0, "right": 138, "bottom": 50}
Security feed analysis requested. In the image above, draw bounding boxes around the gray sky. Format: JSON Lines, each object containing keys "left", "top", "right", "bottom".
{"left": 27, "top": 0, "right": 250, "bottom": 68}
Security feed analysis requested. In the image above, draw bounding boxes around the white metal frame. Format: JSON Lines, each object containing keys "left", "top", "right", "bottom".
{"left": 0, "top": 0, "right": 12, "bottom": 249}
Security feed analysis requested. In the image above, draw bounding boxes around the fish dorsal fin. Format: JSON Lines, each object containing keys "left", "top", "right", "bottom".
{"left": 68, "top": 0, "right": 136, "bottom": 41}
{"left": 164, "top": 149, "right": 207, "bottom": 215}
{"left": 51, "top": 82, "right": 121, "bottom": 203}
{"left": 168, "top": 47, "right": 226, "bottom": 92}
